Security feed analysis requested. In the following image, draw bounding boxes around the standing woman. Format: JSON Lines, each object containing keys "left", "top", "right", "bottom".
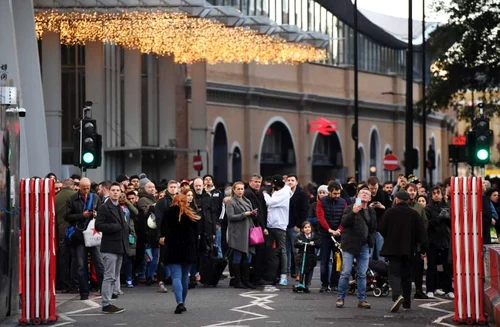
{"left": 182, "top": 188, "right": 198, "bottom": 212}
{"left": 225, "top": 181, "right": 258, "bottom": 289}
{"left": 159, "top": 194, "right": 199, "bottom": 314}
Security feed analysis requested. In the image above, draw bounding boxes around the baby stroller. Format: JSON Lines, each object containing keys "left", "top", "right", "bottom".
{"left": 347, "top": 258, "right": 390, "bottom": 297}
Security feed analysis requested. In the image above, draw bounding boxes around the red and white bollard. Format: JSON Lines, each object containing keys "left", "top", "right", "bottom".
{"left": 450, "top": 177, "right": 487, "bottom": 325}
{"left": 19, "top": 178, "right": 57, "bottom": 325}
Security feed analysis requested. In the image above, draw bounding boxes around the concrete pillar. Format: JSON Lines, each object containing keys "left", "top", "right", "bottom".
{"left": 158, "top": 55, "right": 177, "bottom": 179}
{"left": 189, "top": 61, "right": 208, "bottom": 178}
{"left": 12, "top": 0, "right": 50, "bottom": 177}
{"left": 123, "top": 49, "right": 142, "bottom": 175}
{"left": 42, "top": 32, "right": 62, "bottom": 179}
{"left": 85, "top": 41, "right": 105, "bottom": 182}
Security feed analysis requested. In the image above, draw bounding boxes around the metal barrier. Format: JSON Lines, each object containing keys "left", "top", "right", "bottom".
{"left": 450, "top": 177, "right": 487, "bottom": 325}
{"left": 19, "top": 178, "right": 57, "bottom": 325}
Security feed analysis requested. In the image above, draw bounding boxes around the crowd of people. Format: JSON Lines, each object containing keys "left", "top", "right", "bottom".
{"left": 48, "top": 171, "right": 498, "bottom": 315}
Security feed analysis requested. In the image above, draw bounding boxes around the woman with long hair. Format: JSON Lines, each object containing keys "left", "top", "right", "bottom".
{"left": 182, "top": 188, "right": 198, "bottom": 212}
{"left": 159, "top": 194, "right": 200, "bottom": 314}
{"left": 225, "top": 181, "right": 258, "bottom": 289}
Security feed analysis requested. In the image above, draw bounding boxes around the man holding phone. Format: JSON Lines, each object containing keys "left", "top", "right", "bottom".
{"left": 366, "top": 177, "right": 392, "bottom": 260}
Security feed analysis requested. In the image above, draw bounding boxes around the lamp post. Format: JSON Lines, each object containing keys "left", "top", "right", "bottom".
{"left": 353, "top": 0, "right": 360, "bottom": 182}
{"left": 422, "top": 0, "right": 427, "bottom": 182}
{"left": 405, "top": 0, "right": 414, "bottom": 176}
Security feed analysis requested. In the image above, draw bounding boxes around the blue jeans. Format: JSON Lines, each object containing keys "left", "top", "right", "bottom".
{"left": 70, "top": 244, "right": 104, "bottom": 296}
{"left": 147, "top": 248, "right": 160, "bottom": 279}
{"left": 370, "top": 232, "right": 385, "bottom": 261}
{"left": 338, "top": 245, "right": 370, "bottom": 301}
{"left": 232, "top": 249, "right": 252, "bottom": 264}
{"left": 215, "top": 225, "right": 223, "bottom": 258}
{"left": 168, "top": 264, "right": 192, "bottom": 304}
{"left": 286, "top": 227, "right": 299, "bottom": 274}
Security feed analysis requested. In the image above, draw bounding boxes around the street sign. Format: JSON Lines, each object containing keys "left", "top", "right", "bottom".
{"left": 309, "top": 118, "right": 337, "bottom": 136}
{"left": 193, "top": 155, "right": 203, "bottom": 171}
{"left": 383, "top": 154, "right": 399, "bottom": 171}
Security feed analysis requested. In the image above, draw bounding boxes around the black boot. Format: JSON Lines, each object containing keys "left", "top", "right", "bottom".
{"left": 241, "top": 264, "right": 256, "bottom": 289}
{"left": 232, "top": 264, "right": 247, "bottom": 289}
{"left": 188, "top": 276, "right": 197, "bottom": 289}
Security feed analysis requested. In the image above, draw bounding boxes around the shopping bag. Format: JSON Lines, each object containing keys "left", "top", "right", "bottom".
{"left": 83, "top": 219, "right": 102, "bottom": 247}
{"left": 249, "top": 226, "right": 264, "bottom": 246}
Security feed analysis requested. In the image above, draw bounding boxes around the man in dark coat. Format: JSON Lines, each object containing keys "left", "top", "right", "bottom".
{"left": 336, "top": 188, "right": 377, "bottom": 309}
{"left": 65, "top": 177, "right": 102, "bottom": 300}
{"left": 286, "top": 174, "right": 309, "bottom": 277}
{"left": 95, "top": 182, "right": 129, "bottom": 314}
{"left": 367, "top": 176, "right": 392, "bottom": 260}
{"left": 425, "top": 186, "right": 453, "bottom": 299}
{"left": 55, "top": 178, "right": 75, "bottom": 292}
{"left": 203, "top": 175, "right": 225, "bottom": 258}
{"left": 380, "top": 191, "right": 428, "bottom": 312}
{"left": 244, "top": 174, "right": 270, "bottom": 284}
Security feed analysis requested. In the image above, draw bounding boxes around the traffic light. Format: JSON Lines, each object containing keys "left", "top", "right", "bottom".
{"left": 466, "top": 117, "right": 493, "bottom": 166}
{"left": 77, "top": 118, "right": 102, "bottom": 169}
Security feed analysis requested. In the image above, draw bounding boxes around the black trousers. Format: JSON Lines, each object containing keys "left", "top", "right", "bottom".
{"left": 56, "top": 239, "right": 72, "bottom": 291}
{"left": 412, "top": 252, "right": 425, "bottom": 292}
{"left": 426, "top": 246, "right": 453, "bottom": 293}
{"left": 388, "top": 256, "right": 413, "bottom": 307}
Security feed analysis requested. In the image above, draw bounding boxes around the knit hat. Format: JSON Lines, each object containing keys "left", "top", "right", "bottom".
{"left": 395, "top": 191, "right": 409, "bottom": 201}
{"left": 139, "top": 174, "right": 152, "bottom": 189}
{"left": 271, "top": 174, "right": 285, "bottom": 188}
{"left": 317, "top": 185, "right": 328, "bottom": 193}
{"left": 116, "top": 174, "right": 129, "bottom": 183}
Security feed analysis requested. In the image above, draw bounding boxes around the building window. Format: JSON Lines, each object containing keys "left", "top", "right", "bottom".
{"left": 61, "top": 44, "right": 85, "bottom": 165}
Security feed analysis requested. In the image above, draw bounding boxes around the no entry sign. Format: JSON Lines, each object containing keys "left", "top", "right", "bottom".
{"left": 193, "top": 155, "right": 203, "bottom": 171}
{"left": 383, "top": 154, "right": 399, "bottom": 171}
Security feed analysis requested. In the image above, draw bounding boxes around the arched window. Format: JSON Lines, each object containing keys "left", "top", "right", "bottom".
{"left": 213, "top": 123, "right": 228, "bottom": 184}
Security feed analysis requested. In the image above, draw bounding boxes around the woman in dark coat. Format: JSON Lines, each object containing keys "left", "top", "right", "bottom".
{"left": 226, "top": 181, "right": 258, "bottom": 289}
{"left": 159, "top": 194, "right": 199, "bottom": 314}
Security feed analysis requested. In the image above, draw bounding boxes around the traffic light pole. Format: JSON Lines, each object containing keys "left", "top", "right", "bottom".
{"left": 405, "top": 0, "right": 414, "bottom": 176}
{"left": 353, "top": 0, "right": 360, "bottom": 183}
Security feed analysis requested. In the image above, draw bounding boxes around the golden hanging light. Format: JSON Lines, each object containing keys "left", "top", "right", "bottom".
{"left": 35, "top": 10, "right": 326, "bottom": 64}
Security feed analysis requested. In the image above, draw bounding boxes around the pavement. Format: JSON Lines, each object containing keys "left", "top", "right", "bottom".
{"left": 1, "top": 266, "right": 478, "bottom": 327}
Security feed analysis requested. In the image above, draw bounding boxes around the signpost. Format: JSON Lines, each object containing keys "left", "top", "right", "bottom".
{"left": 309, "top": 118, "right": 337, "bottom": 136}
{"left": 383, "top": 154, "right": 399, "bottom": 171}
{"left": 193, "top": 155, "right": 203, "bottom": 175}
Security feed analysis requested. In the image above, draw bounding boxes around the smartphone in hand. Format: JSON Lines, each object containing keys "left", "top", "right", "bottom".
{"left": 355, "top": 198, "right": 362, "bottom": 205}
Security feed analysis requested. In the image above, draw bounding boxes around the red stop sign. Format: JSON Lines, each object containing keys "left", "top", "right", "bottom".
{"left": 383, "top": 154, "right": 399, "bottom": 171}
{"left": 193, "top": 155, "right": 203, "bottom": 171}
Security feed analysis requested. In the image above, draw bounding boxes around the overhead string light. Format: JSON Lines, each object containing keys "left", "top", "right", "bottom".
{"left": 35, "top": 10, "right": 326, "bottom": 64}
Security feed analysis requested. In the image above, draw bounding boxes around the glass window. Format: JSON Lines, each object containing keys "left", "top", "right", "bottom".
{"left": 307, "top": 0, "right": 314, "bottom": 31}
{"left": 269, "top": 0, "right": 276, "bottom": 21}
{"left": 314, "top": 2, "right": 320, "bottom": 31}
{"left": 275, "top": 0, "right": 282, "bottom": 24}
{"left": 263, "top": 0, "right": 268, "bottom": 16}
{"left": 289, "top": 0, "right": 295, "bottom": 25}
{"left": 248, "top": 0, "right": 255, "bottom": 15}
{"left": 282, "top": 0, "right": 288, "bottom": 24}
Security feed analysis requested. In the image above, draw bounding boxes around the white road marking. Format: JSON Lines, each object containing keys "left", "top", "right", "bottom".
{"left": 418, "top": 297, "right": 455, "bottom": 327}
{"left": 52, "top": 295, "right": 102, "bottom": 326}
{"left": 202, "top": 291, "right": 278, "bottom": 327}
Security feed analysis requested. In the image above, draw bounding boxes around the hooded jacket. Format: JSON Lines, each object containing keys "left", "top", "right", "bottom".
{"left": 264, "top": 185, "right": 292, "bottom": 231}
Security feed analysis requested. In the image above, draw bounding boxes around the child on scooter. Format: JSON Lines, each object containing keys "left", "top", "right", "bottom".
{"left": 294, "top": 221, "right": 321, "bottom": 293}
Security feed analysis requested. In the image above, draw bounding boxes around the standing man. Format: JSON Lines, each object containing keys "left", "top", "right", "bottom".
{"left": 382, "top": 182, "right": 394, "bottom": 201}
{"left": 316, "top": 182, "right": 346, "bottom": 292}
{"left": 97, "top": 181, "right": 111, "bottom": 203}
{"left": 336, "top": 188, "right": 376, "bottom": 309}
{"left": 65, "top": 177, "right": 103, "bottom": 300}
{"left": 285, "top": 174, "right": 309, "bottom": 278}
{"left": 203, "top": 175, "right": 224, "bottom": 258}
{"left": 95, "top": 183, "right": 129, "bottom": 314}
{"left": 263, "top": 175, "right": 292, "bottom": 286}
{"left": 244, "top": 174, "right": 269, "bottom": 284}
{"left": 379, "top": 191, "right": 428, "bottom": 312}
{"left": 367, "top": 176, "right": 392, "bottom": 260}
{"left": 116, "top": 174, "right": 130, "bottom": 192}
{"left": 55, "top": 179, "right": 75, "bottom": 293}
{"left": 192, "top": 177, "right": 213, "bottom": 286}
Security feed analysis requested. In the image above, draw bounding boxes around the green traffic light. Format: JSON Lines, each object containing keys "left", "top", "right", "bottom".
{"left": 82, "top": 152, "right": 95, "bottom": 164}
{"left": 476, "top": 149, "right": 489, "bottom": 161}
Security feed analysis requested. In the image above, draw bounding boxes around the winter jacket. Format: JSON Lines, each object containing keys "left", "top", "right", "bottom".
{"left": 226, "top": 196, "right": 256, "bottom": 255}
{"left": 316, "top": 196, "right": 347, "bottom": 237}
{"left": 55, "top": 187, "right": 75, "bottom": 241}
{"left": 379, "top": 203, "right": 428, "bottom": 257}
{"left": 288, "top": 186, "right": 309, "bottom": 229}
{"left": 160, "top": 206, "right": 199, "bottom": 265}
{"left": 244, "top": 186, "right": 267, "bottom": 228}
{"left": 294, "top": 232, "right": 321, "bottom": 271}
{"left": 340, "top": 205, "right": 377, "bottom": 256}
{"left": 408, "top": 200, "right": 428, "bottom": 229}
{"left": 425, "top": 201, "right": 451, "bottom": 249}
{"left": 95, "top": 200, "right": 130, "bottom": 255}
{"left": 369, "top": 189, "right": 392, "bottom": 230}
{"left": 264, "top": 185, "right": 292, "bottom": 231}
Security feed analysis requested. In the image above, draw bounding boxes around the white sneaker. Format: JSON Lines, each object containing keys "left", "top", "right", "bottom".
{"left": 435, "top": 289, "right": 445, "bottom": 296}
{"left": 279, "top": 274, "right": 287, "bottom": 286}
{"left": 446, "top": 292, "right": 455, "bottom": 299}
{"left": 426, "top": 292, "right": 435, "bottom": 299}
